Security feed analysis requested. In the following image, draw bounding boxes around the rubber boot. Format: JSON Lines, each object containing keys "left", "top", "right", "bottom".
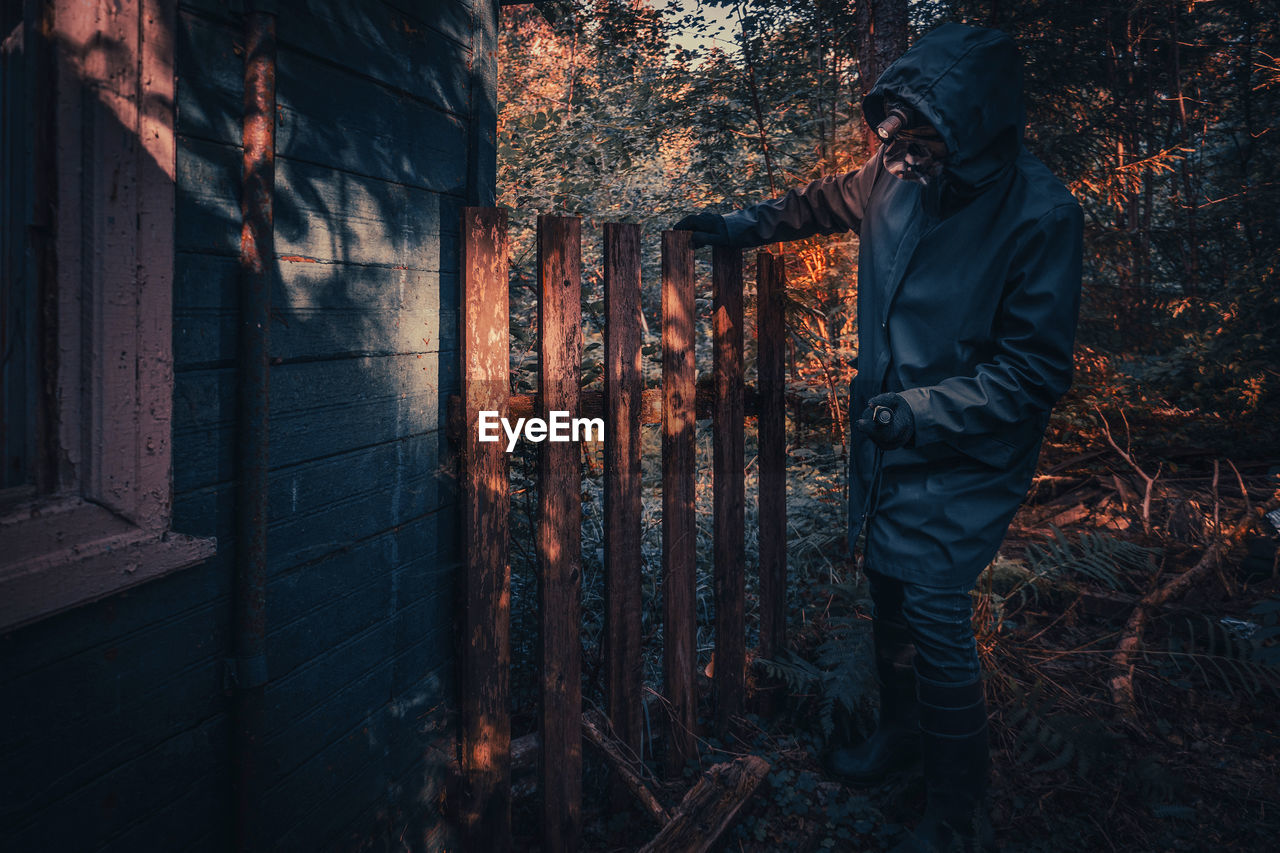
{"left": 891, "top": 670, "right": 997, "bottom": 853}
{"left": 824, "top": 616, "right": 922, "bottom": 786}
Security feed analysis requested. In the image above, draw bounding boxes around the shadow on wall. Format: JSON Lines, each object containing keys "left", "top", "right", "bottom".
{"left": 168, "top": 2, "right": 472, "bottom": 848}
{"left": 2, "top": 1, "right": 484, "bottom": 850}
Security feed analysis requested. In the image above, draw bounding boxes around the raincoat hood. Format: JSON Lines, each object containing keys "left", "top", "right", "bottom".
{"left": 863, "top": 23, "right": 1025, "bottom": 192}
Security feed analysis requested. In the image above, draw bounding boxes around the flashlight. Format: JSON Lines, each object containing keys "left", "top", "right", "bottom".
{"left": 876, "top": 104, "right": 911, "bottom": 141}
{"left": 873, "top": 405, "right": 893, "bottom": 425}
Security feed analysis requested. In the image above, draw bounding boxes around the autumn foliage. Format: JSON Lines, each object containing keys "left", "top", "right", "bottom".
{"left": 496, "top": 2, "right": 1280, "bottom": 850}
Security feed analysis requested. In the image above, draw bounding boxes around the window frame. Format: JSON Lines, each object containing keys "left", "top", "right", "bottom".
{"left": 0, "top": 0, "right": 215, "bottom": 633}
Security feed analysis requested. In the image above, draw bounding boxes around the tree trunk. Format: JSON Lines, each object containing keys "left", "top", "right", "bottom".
{"left": 854, "top": 0, "right": 908, "bottom": 151}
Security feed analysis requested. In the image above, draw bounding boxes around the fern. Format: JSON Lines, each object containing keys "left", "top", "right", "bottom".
{"left": 1002, "top": 681, "right": 1193, "bottom": 818}
{"left": 755, "top": 649, "right": 824, "bottom": 694}
{"left": 756, "top": 581, "right": 878, "bottom": 742}
{"left": 1000, "top": 682, "right": 1121, "bottom": 778}
{"left": 815, "top": 619, "right": 876, "bottom": 739}
{"left": 1024, "top": 525, "right": 1160, "bottom": 591}
{"left": 1146, "top": 613, "right": 1280, "bottom": 697}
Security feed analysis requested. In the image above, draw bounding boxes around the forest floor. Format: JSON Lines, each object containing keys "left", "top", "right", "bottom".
{"left": 708, "top": 421, "right": 1280, "bottom": 853}
{"left": 508, "top": 404, "right": 1280, "bottom": 852}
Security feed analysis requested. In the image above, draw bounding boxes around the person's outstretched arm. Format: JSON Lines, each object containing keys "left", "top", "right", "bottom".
{"left": 674, "top": 151, "right": 883, "bottom": 248}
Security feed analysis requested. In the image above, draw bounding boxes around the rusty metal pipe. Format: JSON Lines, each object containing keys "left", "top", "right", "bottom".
{"left": 234, "top": 4, "right": 275, "bottom": 850}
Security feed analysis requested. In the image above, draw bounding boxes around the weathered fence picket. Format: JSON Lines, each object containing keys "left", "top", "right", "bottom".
{"left": 456, "top": 212, "right": 790, "bottom": 848}
{"left": 537, "top": 214, "right": 584, "bottom": 853}
{"left": 712, "top": 245, "right": 746, "bottom": 732}
{"left": 460, "top": 206, "right": 512, "bottom": 852}
{"left": 757, "top": 252, "right": 789, "bottom": 665}
{"left": 603, "top": 222, "right": 644, "bottom": 762}
{"left": 661, "top": 229, "right": 699, "bottom": 774}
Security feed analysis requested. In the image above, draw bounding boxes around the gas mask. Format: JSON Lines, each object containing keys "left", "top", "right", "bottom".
{"left": 875, "top": 99, "right": 949, "bottom": 186}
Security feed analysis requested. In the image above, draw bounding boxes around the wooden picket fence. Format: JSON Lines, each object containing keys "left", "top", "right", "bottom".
{"left": 454, "top": 207, "right": 789, "bottom": 851}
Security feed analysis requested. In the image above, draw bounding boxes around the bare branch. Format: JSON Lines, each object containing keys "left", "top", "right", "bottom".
{"left": 1109, "top": 500, "right": 1263, "bottom": 718}
{"left": 1094, "top": 406, "right": 1161, "bottom": 533}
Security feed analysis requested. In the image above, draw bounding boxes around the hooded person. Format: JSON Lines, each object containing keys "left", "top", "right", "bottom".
{"left": 674, "top": 22, "right": 1083, "bottom": 853}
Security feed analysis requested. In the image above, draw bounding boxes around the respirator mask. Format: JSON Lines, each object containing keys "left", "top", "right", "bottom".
{"left": 875, "top": 98, "right": 949, "bottom": 186}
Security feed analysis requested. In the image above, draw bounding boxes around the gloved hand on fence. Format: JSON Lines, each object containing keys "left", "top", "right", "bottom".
{"left": 855, "top": 392, "right": 916, "bottom": 450}
{"left": 671, "top": 212, "right": 730, "bottom": 248}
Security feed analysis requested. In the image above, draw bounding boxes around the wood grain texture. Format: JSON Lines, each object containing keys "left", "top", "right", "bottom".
{"left": 267, "top": 661, "right": 454, "bottom": 851}
{"left": 3, "top": 713, "right": 232, "bottom": 852}
{"left": 465, "top": 0, "right": 498, "bottom": 207}
{"left": 661, "top": 230, "right": 698, "bottom": 775}
{"left": 712, "top": 246, "right": 745, "bottom": 732}
{"left": 602, "top": 223, "right": 644, "bottom": 760}
{"left": 756, "top": 252, "right": 788, "bottom": 663}
{"left": 460, "top": 206, "right": 511, "bottom": 852}
{"left": 175, "top": 137, "right": 460, "bottom": 273}
{"left": 176, "top": 10, "right": 470, "bottom": 191}
{"left": 537, "top": 214, "right": 583, "bottom": 853}
{"left": 172, "top": 253, "right": 456, "bottom": 370}
{"left": 169, "top": 439, "right": 449, "bottom": 577}
{"left": 636, "top": 756, "right": 770, "bottom": 853}
{"left": 263, "top": 589, "right": 452, "bottom": 743}
{"left": 1, "top": 592, "right": 229, "bottom": 836}
{"left": 182, "top": 0, "right": 473, "bottom": 114}
{"left": 277, "top": 49, "right": 468, "bottom": 197}
{"left": 172, "top": 354, "right": 453, "bottom": 495}
{"left": 274, "top": 157, "right": 456, "bottom": 269}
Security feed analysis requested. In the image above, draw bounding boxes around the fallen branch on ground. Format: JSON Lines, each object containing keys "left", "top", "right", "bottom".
{"left": 637, "top": 755, "right": 770, "bottom": 853}
{"left": 582, "top": 709, "right": 669, "bottom": 825}
{"left": 1109, "top": 463, "right": 1266, "bottom": 718}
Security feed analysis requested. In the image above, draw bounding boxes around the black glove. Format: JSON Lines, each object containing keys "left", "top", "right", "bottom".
{"left": 855, "top": 392, "right": 915, "bottom": 450}
{"left": 671, "top": 212, "right": 730, "bottom": 248}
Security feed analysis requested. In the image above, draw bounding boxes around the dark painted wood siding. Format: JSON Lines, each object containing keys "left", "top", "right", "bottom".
{"left": 0, "top": 1, "right": 490, "bottom": 849}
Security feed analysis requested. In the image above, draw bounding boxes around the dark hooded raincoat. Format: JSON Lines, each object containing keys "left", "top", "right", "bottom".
{"left": 721, "top": 23, "right": 1084, "bottom": 586}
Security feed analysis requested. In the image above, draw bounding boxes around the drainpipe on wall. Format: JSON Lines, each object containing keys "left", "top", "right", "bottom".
{"left": 235, "top": 2, "right": 275, "bottom": 850}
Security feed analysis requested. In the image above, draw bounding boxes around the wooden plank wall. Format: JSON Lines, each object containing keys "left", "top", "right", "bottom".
{"left": 0, "top": 1, "right": 490, "bottom": 850}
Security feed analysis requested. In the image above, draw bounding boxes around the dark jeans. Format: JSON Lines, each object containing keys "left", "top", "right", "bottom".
{"left": 865, "top": 566, "right": 981, "bottom": 684}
